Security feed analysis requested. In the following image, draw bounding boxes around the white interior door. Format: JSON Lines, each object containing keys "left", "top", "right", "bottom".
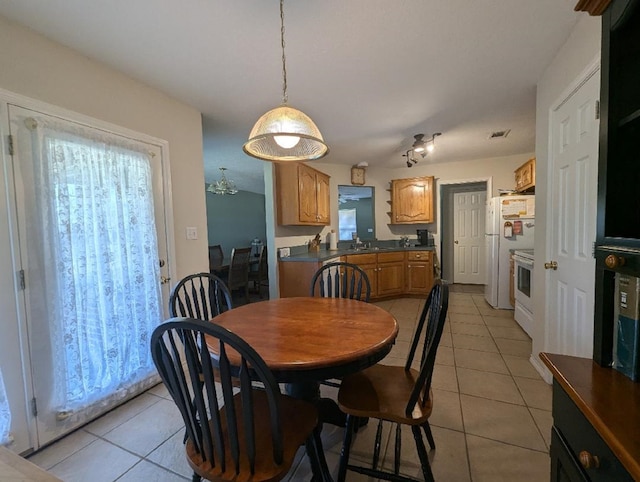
{"left": 546, "top": 69, "right": 600, "bottom": 358}
{"left": 8, "top": 103, "right": 172, "bottom": 447}
{"left": 453, "top": 191, "right": 486, "bottom": 284}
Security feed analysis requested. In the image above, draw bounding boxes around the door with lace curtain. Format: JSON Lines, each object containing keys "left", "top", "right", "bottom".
{"left": 8, "top": 104, "right": 172, "bottom": 447}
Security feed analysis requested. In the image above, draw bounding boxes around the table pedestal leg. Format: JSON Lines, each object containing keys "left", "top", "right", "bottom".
{"left": 285, "top": 381, "right": 346, "bottom": 427}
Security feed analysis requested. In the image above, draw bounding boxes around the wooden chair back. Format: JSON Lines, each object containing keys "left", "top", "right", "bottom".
{"left": 151, "top": 318, "right": 324, "bottom": 481}
{"left": 404, "top": 279, "right": 449, "bottom": 417}
{"left": 227, "top": 247, "right": 251, "bottom": 291}
{"left": 310, "top": 261, "right": 371, "bottom": 302}
{"left": 169, "top": 273, "right": 232, "bottom": 320}
{"left": 248, "top": 245, "right": 269, "bottom": 298}
{"left": 208, "top": 245, "right": 224, "bottom": 271}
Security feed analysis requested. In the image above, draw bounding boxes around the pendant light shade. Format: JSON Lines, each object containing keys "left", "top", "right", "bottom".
{"left": 243, "top": 105, "right": 328, "bottom": 161}
{"left": 243, "top": 0, "right": 328, "bottom": 162}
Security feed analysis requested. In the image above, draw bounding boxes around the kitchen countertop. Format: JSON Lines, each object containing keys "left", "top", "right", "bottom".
{"left": 279, "top": 246, "right": 435, "bottom": 263}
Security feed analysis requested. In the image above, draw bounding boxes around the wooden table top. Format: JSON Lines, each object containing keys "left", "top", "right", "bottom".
{"left": 540, "top": 353, "right": 640, "bottom": 479}
{"left": 211, "top": 297, "right": 398, "bottom": 381}
{"left": 0, "top": 447, "right": 62, "bottom": 481}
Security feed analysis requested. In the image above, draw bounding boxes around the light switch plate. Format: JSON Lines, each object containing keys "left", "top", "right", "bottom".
{"left": 186, "top": 227, "right": 198, "bottom": 240}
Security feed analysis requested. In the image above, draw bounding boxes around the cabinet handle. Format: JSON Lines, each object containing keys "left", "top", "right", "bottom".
{"left": 605, "top": 254, "right": 625, "bottom": 269}
{"left": 579, "top": 451, "right": 600, "bottom": 470}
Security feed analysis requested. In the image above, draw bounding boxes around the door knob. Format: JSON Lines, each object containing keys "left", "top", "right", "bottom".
{"left": 454, "top": 240, "right": 459, "bottom": 244}
{"left": 605, "top": 254, "right": 625, "bottom": 269}
{"left": 160, "top": 275, "right": 171, "bottom": 284}
{"left": 544, "top": 261, "right": 558, "bottom": 270}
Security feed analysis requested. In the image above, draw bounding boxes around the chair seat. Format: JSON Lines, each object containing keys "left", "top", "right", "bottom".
{"left": 338, "top": 364, "right": 433, "bottom": 425}
{"left": 187, "top": 391, "right": 318, "bottom": 482}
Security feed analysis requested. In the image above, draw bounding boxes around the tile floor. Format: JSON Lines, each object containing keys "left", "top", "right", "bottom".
{"left": 27, "top": 285, "right": 552, "bottom": 481}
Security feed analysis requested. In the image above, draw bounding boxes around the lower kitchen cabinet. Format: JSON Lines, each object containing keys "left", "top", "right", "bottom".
{"left": 405, "top": 251, "right": 433, "bottom": 294}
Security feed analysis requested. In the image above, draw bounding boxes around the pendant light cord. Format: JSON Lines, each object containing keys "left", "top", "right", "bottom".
{"left": 280, "top": 0, "right": 288, "bottom": 105}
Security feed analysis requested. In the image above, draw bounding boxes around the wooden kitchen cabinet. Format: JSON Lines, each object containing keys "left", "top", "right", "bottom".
{"left": 405, "top": 251, "right": 434, "bottom": 295}
{"left": 275, "top": 163, "right": 330, "bottom": 226}
{"left": 514, "top": 157, "right": 535, "bottom": 192}
{"left": 390, "top": 176, "right": 434, "bottom": 224}
{"left": 345, "top": 251, "right": 404, "bottom": 298}
{"left": 376, "top": 252, "right": 405, "bottom": 297}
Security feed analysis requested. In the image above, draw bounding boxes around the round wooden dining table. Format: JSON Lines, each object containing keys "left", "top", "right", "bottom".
{"left": 211, "top": 296, "right": 398, "bottom": 382}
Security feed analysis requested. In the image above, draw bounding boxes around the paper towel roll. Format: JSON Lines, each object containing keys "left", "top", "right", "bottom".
{"left": 328, "top": 230, "right": 338, "bottom": 250}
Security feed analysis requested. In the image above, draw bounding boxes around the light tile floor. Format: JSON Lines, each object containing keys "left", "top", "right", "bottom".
{"left": 27, "top": 285, "right": 552, "bottom": 481}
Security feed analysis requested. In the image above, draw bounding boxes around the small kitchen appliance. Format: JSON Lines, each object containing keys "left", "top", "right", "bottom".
{"left": 416, "top": 229, "right": 433, "bottom": 246}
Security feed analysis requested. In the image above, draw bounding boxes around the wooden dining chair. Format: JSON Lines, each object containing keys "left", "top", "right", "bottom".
{"left": 151, "top": 318, "right": 331, "bottom": 482}
{"left": 208, "top": 245, "right": 224, "bottom": 272}
{"left": 248, "top": 245, "right": 269, "bottom": 299}
{"left": 310, "top": 261, "right": 371, "bottom": 302}
{"left": 336, "top": 280, "right": 449, "bottom": 482}
{"left": 226, "top": 247, "right": 252, "bottom": 304}
{"left": 169, "top": 272, "right": 232, "bottom": 320}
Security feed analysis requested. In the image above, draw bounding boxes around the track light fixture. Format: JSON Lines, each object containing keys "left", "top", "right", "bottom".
{"left": 403, "top": 132, "right": 441, "bottom": 167}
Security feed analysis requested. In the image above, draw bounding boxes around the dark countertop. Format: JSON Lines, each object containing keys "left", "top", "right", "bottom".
{"left": 279, "top": 246, "right": 435, "bottom": 263}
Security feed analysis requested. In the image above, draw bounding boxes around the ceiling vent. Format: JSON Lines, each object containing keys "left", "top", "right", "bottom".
{"left": 488, "top": 129, "right": 511, "bottom": 139}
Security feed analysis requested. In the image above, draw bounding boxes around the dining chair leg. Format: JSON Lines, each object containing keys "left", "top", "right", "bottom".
{"left": 412, "top": 425, "right": 435, "bottom": 482}
{"left": 394, "top": 423, "right": 401, "bottom": 475}
{"left": 422, "top": 421, "right": 436, "bottom": 450}
{"left": 372, "top": 419, "right": 383, "bottom": 469}
{"left": 338, "top": 415, "right": 356, "bottom": 482}
{"left": 307, "top": 426, "right": 333, "bottom": 482}
{"left": 191, "top": 471, "right": 201, "bottom": 482}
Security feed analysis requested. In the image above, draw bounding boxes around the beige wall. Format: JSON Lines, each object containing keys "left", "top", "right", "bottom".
{"left": 532, "top": 14, "right": 601, "bottom": 380}
{"left": 0, "top": 14, "right": 208, "bottom": 279}
{"left": 272, "top": 153, "right": 531, "bottom": 252}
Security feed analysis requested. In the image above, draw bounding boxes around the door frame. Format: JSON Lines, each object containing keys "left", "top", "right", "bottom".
{"left": 437, "top": 177, "right": 492, "bottom": 283}
{"left": 0, "top": 87, "right": 177, "bottom": 452}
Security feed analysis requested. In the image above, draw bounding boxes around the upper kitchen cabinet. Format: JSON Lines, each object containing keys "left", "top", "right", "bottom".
{"left": 389, "top": 176, "right": 434, "bottom": 224}
{"left": 514, "top": 157, "right": 536, "bottom": 192}
{"left": 276, "top": 163, "right": 330, "bottom": 226}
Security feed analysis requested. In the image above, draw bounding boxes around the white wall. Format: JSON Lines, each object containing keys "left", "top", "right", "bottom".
{"left": 532, "top": 14, "right": 601, "bottom": 379}
{"left": 0, "top": 15, "right": 208, "bottom": 279}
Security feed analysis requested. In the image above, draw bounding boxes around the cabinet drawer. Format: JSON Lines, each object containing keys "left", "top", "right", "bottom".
{"left": 344, "top": 253, "right": 377, "bottom": 265}
{"left": 407, "top": 251, "right": 431, "bottom": 262}
{"left": 378, "top": 251, "right": 405, "bottom": 263}
{"left": 553, "top": 383, "right": 633, "bottom": 481}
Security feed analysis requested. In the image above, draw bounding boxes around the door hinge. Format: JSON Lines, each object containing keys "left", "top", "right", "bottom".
{"left": 7, "top": 134, "right": 14, "bottom": 156}
{"left": 31, "top": 397, "right": 38, "bottom": 417}
{"left": 595, "top": 100, "right": 600, "bottom": 120}
{"left": 18, "top": 269, "right": 25, "bottom": 290}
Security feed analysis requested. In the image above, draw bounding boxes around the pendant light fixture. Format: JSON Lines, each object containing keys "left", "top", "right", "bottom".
{"left": 207, "top": 167, "right": 238, "bottom": 195}
{"left": 243, "top": 0, "right": 329, "bottom": 162}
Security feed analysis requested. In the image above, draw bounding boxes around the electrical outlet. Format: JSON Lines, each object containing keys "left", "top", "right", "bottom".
{"left": 279, "top": 247, "right": 290, "bottom": 258}
{"left": 186, "top": 227, "right": 198, "bottom": 240}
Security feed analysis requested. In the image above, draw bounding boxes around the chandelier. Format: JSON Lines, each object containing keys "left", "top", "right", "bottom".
{"left": 207, "top": 168, "right": 238, "bottom": 195}
{"left": 243, "top": 0, "right": 329, "bottom": 162}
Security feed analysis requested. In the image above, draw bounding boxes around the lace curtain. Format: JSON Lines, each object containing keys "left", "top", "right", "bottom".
{"left": 0, "top": 369, "right": 9, "bottom": 445}
{"left": 23, "top": 116, "right": 163, "bottom": 413}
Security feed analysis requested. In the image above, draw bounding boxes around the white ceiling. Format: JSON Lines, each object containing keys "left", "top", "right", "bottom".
{"left": 0, "top": 1, "right": 580, "bottom": 193}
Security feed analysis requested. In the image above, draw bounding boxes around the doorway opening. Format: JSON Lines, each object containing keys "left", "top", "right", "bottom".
{"left": 439, "top": 180, "right": 490, "bottom": 284}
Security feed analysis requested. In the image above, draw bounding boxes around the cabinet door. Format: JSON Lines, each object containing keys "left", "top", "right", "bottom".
{"left": 377, "top": 261, "right": 405, "bottom": 296}
{"left": 406, "top": 262, "right": 431, "bottom": 294}
{"left": 298, "top": 165, "right": 319, "bottom": 223}
{"left": 315, "top": 171, "right": 331, "bottom": 224}
{"left": 360, "top": 263, "right": 378, "bottom": 297}
{"left": 550, "top": 428, "right": 588, "bottom": 482}
{"left": 515, "top": 158, "right": 535, "bottom": 192}
{"left": 391, "top": 177, "right": 434, "bottom": 224}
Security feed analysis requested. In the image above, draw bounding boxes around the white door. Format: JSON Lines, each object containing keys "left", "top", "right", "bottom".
{"left": 8, "top": 104, "right": 172, "bottom": 447}
{"left": 546, "top": 69, "right": 600, "bottom": 358}
{"left": 454, "top": 191, "right": 486, "bottom": 284}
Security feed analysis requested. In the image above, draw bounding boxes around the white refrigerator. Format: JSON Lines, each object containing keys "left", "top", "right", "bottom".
{"left": 484, "top": 195, "right": 535, "bottom": 309}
